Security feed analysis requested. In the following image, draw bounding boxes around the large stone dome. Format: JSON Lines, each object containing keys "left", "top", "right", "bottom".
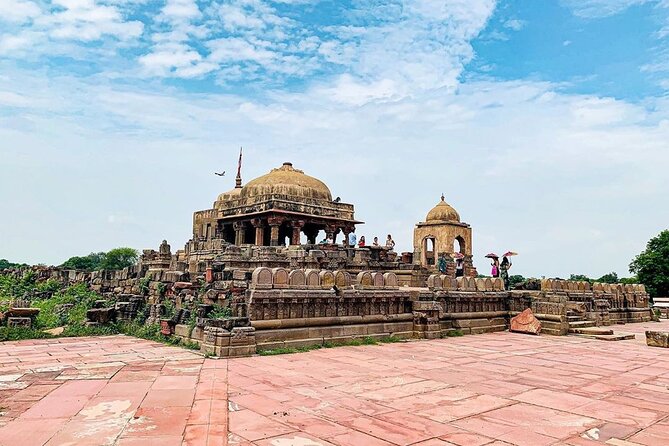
{"left": 216, "top": 187, "right": 241, "bottom": 203}
{"left": 239, "top": 162, "right": 333, "bottom": 201}
{"left": 426, "top": 195, "right": 460, "bottom": 222}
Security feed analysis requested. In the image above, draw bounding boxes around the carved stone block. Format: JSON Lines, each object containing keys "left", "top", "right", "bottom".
{"left": 510, "top": 308, "right": 541, "bottom": 335}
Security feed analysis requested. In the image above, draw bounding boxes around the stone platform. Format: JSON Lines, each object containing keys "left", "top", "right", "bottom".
{"left": 0, "top": 321, "right": 668, "bottom": 445}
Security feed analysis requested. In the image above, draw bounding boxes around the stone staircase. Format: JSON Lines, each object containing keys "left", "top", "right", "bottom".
{"left": 567, "top": 311, "right": 635, "bottom": 341}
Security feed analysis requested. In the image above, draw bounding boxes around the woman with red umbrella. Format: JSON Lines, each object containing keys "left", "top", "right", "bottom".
{"left": 500, "top": 251, "right": 517, "bottom": 290}
{"left": 485, "top": 253, "right": 500, "bottom": 278}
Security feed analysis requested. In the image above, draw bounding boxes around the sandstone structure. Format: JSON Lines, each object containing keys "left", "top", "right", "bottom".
{"left": 646, "top": 331, "right": 669, "bottom": 348}
{"left": 510, "top": 308, "right": 542, "bottom": 335}
{"left": 0, "top": 160, "right": 655, "bottom": 356}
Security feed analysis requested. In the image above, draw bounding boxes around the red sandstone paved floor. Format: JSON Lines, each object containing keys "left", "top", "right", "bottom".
{"left": 0, "top": 322, "right": 668, "bottom": 446}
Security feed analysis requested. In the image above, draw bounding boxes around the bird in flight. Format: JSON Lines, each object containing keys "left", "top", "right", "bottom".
{"left": 214, "top": 171, "right": 225, "bottom": 176}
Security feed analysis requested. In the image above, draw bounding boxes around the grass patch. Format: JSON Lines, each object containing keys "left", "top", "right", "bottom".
{"left": 0, "top": 326, "right": 54, "bottom": 341}
{"left": 444, "top": 329, "right": 465, "bottom": 337}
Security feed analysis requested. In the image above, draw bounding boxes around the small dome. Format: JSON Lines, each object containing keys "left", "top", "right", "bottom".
{"left": 426, "top": 195, "right": 460, "bottom": 222}
{"left": 240, "top": 162, "right": 332, "bottom": 201}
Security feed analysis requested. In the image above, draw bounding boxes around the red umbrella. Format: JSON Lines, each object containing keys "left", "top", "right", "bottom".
{"left": 452, "top": 252, "right": 464, "bottom": 259}
{"left": 503, "top": 251, "right": 518, "bottom": 257}
{"left": 485, "top": 253, "right": 499, "bottom": 259}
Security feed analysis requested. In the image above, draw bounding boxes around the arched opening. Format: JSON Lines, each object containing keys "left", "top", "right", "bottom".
{"left": 454, "top": 236, "right": 465, "bottom": 254}
{"left": 423, "top": 237, "right": 436, "bottom": 266}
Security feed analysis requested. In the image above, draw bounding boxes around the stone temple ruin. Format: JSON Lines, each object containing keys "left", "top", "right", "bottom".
{"left": 8, "top": 162, "right": 654, "bottom": 356}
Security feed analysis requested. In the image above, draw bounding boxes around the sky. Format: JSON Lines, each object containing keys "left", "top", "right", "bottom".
{"left": 1, "top": 0, "right": 668, "bottom": 279}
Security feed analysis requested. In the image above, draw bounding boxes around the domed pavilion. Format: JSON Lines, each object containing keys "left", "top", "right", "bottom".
{"left": 193, "top": 162, "right": 362, "bottom": 247}
{"left": 413, "top": 194, "right": 474, "bottom": 274}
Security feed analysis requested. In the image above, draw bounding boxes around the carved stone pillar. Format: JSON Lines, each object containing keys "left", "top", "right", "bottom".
{"left": 233, "top": 221, "right": 246, "bottom": 246}
{"left": 290, "top": 220, "right": 305, "bottom": 245}
{"left": 251, "top": 218, "right": 265, "bottom": 246}
{"left": 332, "top": 227, "right": 341, "bottom": 245}
{"left": 342, "top": 227, "right": 351, "bottom": 248}
{"left": 303, "top": 226, "right": 318, "bottom": 245}
{"left": 267, "top": 216, "right": 284, "bottom": 246}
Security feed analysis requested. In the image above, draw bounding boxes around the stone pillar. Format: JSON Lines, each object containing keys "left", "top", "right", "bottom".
{"left": 233, "top": 221, "right": 246, "bottom": 246}
{"left": 304, "top": 226, "right": 318, "bottom": 245}
{"left": 343, "top": 229, "right": 351, "bottom": 248}
{"left": 333, "top": 227, "right": 341, "bottom": 245}
{"left": 268, "top": 217, "right": 283, "bottom": 246}
{"left": 290, "top": 220, "right": 305, "bottom": 245}
{"left": 251, "top": 218, "right": 265, "bottom": 246}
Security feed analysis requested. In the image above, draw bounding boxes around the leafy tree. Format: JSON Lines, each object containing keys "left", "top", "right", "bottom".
{"left": 60, "top": 252, "right": 106, "bottom": 271}
{"left": 569, "top": 274, "right": 592, "bottom": 282}
{"left": 596, "top": 272, "right": 619, "bottom": 284}
{"left": 630, "top": 230, "right": 669, "bottom": 297}
{"left": 508, "top": 275, "right": 526, "bottom": 288}
{"left": 0, "top": 259, "right": 28, "bottom": 270}
{"left": 100, "top": 247, "right": 138, "bottom": 270}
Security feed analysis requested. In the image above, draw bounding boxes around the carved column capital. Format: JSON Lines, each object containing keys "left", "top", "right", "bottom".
{"left": 267, "top": 216, "right": 284, "bottom": 227}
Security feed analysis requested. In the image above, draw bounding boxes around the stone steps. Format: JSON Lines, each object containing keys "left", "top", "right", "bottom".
{"left": 569, "top": 320, "right": 596, "bottom": 328}
{"left": 569, "top": 327, "right": 614, "bottom": 335}
{"left": 573, "top": 332, "right": 636, "bottom": 341}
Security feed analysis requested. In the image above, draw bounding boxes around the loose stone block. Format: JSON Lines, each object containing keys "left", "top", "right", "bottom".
{"left": 510, "top": 308, "right": 542, "bottom": 335}
{"left": 646, "top": 331, "right": 669, "bottom": 348}
{"left": 7, "top": 317, "right": 31, "bottom": 328}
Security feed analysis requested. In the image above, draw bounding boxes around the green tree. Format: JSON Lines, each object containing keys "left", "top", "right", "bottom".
{"left": 630, "top": 230, "right": 669, "bottom": 297}
{"left": 0, "top": 259, "right": 28, "bottom": 270}
{"left": 596, "top": 272, "right": 619, "bottom": 284}
{"left": 100, "top": 248, "right": 138, "bottom": 270}
{"left": 61, "top": 252, "right": 106, "bottom": 271}
{"left": 508, "top": 275, "right": 526, "bottom": 288}
{"left": 569, "top": 274, "right": 592, "bottom": 282}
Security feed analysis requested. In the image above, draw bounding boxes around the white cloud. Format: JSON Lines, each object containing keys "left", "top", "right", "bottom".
{"left": 561, "top": 0, "right": 650, "bottom": 18}
{"left": 504, "top": 19, "right": 526, "bottom": 31}
{"left": 0, "top": 0, "right": 41, "bottom": 23}
{"left": 1, "top": 67, "right": 668, "bottom": 278}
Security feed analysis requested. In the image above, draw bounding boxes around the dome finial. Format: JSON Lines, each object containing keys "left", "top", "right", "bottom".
{"left": 235, "top": 147, "right": 243, "bottom": 188}
{"left": 441, "top": 193, "right": 445, "bottom": 202}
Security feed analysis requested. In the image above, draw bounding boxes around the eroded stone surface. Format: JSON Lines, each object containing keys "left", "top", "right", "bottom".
{"left": 645, "top": 330, "right": 669, "bottom": 348}
{"left": 510, "top": 308, "right": 542, "bottom": 335}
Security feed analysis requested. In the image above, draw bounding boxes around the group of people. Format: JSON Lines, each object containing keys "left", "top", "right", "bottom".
{"left": 319, "top": 232, "right": 396, "bottom": 251}
{"left": 348, "top": 233, "right": 396, "bottom": 251}
{"left": 491, "top": 256, "right": 513, "bottom": 290}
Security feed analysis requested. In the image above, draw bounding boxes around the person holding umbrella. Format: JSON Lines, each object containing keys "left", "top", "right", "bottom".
{"left": 500, "top": 251, "right": 517, "bottom": 290}
{"left": 485, "top": 253, "right": 500, "bottom": 278}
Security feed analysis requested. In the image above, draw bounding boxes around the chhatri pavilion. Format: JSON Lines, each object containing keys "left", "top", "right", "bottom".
{"left": 192, "top": 162, "right": 363, "bottom": 247}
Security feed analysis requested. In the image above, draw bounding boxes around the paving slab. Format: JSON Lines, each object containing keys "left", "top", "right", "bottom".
{"left": 0, "top": 323, "right": 667, "bottom": 445}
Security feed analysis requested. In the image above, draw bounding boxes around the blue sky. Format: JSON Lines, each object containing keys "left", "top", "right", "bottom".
{"left": 1, "top": 0, "right": 668, "bottom": 279}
